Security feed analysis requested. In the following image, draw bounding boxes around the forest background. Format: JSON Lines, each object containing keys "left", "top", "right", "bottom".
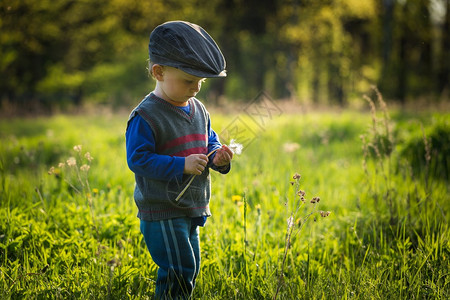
{"left": 0, "top": 0, "right": 449, "bottom": 114}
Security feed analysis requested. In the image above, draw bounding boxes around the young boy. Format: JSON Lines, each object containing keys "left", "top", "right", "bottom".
{"left": 125, "top": 21, "right": 233, "bottom": 299}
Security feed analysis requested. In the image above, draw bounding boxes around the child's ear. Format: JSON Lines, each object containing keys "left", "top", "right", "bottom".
{"left": 152, "top": 64, "right": 164, "bottom": 81}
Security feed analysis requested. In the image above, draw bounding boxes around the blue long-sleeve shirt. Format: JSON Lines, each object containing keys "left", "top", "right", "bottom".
{"left": 126, "top": 104, "right": 229, "bottom": 187}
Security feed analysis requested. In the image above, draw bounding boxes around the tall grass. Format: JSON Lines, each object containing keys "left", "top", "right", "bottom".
{"left": 0, "top": 108, "right": 449, "bottom": 299}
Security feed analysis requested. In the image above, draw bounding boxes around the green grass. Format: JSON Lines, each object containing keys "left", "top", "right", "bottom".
{"left": 0, "top": 108, "right": 449, "bottom": 299}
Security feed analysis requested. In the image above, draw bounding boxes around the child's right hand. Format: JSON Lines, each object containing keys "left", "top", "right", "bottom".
{"left": 184, "top": 154, "right": 208, "bottom": 175}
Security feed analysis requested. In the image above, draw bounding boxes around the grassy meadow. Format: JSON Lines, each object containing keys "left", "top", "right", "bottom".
{"left": 0, "top": 101, "right": 449, "bottom": 299}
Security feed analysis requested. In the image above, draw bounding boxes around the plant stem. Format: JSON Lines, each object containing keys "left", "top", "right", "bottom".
{"left": 174, "top": 148, "right": 219, "bottom": 202}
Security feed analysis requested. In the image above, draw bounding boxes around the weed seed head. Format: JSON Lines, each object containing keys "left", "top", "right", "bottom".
{"left": 310, "top": 197, "right": 320, "bottom": 204}
{"left": 80, "top": 164, "right": 90, "bottom": 172}
{"left": 320, "top": 211, "right": 331, "bottom": 217}
{"left": 48, "top": 166, "right": 55, "bottom": 175}
{"left": 297, "top": 190, "right": 306, "bottom": 197}
{"left": 85, "top": 152, "right": 94, "bottom": 162}
{"left": 67, "top": 157, "right": 76, "bottom": 167}
{"left": 292, "top": 173, "right": 301, "bottom": 180}
{"left": 73, "top": 145, "right": 82, "bottom": 152}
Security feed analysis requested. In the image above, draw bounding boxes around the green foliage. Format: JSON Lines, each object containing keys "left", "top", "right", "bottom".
{"left": 0, "top": 110, "right": 449, "bottom": 299}
{"left": 1, "top": 0, "right": 448, "bottom": 109}
{"left": 399, "top": 117, "right": 450, "bottom": 181}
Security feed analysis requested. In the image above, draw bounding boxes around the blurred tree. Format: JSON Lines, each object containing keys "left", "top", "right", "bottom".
{"left": 439, "top": 0, "right": 449, "bottom": 94}
{"left": 0, "top": 0, "right": 447, "bottom": 113}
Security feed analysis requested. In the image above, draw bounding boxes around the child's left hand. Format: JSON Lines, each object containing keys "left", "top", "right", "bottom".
{"left": 212, "top": 145, "right": 233, "bottom": 167}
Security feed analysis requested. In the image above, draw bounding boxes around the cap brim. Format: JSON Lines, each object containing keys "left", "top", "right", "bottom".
{"left": 179, "top": 67, "right": 227, "bottom": 78}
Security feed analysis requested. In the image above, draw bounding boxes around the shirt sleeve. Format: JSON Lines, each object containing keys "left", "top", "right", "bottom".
{"left": 207, "top": 118, "right": 231, "bottom": 174}
{"left": 126, "top": 114, "right": 185, "bottom": 181}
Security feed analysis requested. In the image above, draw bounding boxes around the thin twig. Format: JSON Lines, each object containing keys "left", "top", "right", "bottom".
{"left": 174, "top": 148, "right": 219, "bottom": 202}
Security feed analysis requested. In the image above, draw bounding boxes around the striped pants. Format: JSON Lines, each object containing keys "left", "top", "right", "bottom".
{"left": 140, "top": 218, "right": 201, "bottom": 300}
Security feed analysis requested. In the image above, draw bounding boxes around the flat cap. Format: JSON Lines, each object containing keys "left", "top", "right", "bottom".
{"left": 149, "top": 21, "right": 227, "bottom": 78}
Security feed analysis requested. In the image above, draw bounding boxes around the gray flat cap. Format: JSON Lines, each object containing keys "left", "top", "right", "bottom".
{"left": 149, "top": 21, "right": 227, "bottom": 78}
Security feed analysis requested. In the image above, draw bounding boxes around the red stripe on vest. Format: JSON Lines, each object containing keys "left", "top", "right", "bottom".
{"left": 159, "top": 134, "right": 207, "bottom": 152}
{"left": 171, "top": 147, "right": 208, "bottom": 157}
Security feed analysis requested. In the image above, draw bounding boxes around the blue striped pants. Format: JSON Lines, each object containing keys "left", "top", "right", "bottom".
{"left": 140, "top": 218, "right": 201, "bottom": 300}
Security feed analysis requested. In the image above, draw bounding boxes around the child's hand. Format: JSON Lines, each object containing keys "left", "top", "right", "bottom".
{"left": 213, "top": 145, "right": 233, "bottom": 167}
{"left": 184, "top": 154, "right": 208, "bottom": 175}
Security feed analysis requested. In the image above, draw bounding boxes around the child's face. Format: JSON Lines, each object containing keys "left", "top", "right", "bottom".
{"left": 157, "top": 66, "right": 206, "bottom": 104}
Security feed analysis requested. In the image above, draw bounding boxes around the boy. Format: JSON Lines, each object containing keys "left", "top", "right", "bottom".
{"left": 125, "top": 21, "right": 233, "bottom": 299}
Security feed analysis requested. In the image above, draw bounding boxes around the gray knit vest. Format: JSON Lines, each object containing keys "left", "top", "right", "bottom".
{"left": 128, "top": 93, "right": 211, "bottom": 221}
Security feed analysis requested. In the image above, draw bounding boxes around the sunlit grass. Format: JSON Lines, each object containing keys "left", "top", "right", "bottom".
{"left": 0, "top": 109, "right": 449, "bottom": 299}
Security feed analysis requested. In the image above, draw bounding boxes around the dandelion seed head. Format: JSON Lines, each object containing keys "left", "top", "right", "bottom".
{"left": 229, "top": 139, "right": 243, "bottom": 155}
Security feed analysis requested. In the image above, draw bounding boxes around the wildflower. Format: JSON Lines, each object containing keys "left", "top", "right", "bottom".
{"left": 297, "top": 190, "right": 306, "bottom": 197}
{"left": 48, "top": 166, "right": 55, "bottom": 175}
{"left": 80, "top": 164, "right": 90, "bottom": 172}
{"left": 85, "top": 152, "right": 94, "bottom": 162}
{"left": 232, "top": 195, "right": 242, "bottom": 203}
{"left": 67, "top": 157, "right": 76, "bottom": 167}
{"left": 292, "top": 173, "right": 301, "bottom": 180}
{"left": 283, "top": 142, "right": 300, "bottom": 153}
{"left": 229, "top": 139, "right": 243, "bottom": 155}
{"left": 320, "top": 211, "right": 331, "bottom": 217}
{"left": 73, "top": 145, "right": 82, "bottom": 152}
{"left": 58, "top": 162, "right": 65, "bottom": 168}
{"left": 92, "top": 188, "right": 99, "bottom": 195}
{"left": 310, "top": 196, "right": 320, "bottom": 204}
